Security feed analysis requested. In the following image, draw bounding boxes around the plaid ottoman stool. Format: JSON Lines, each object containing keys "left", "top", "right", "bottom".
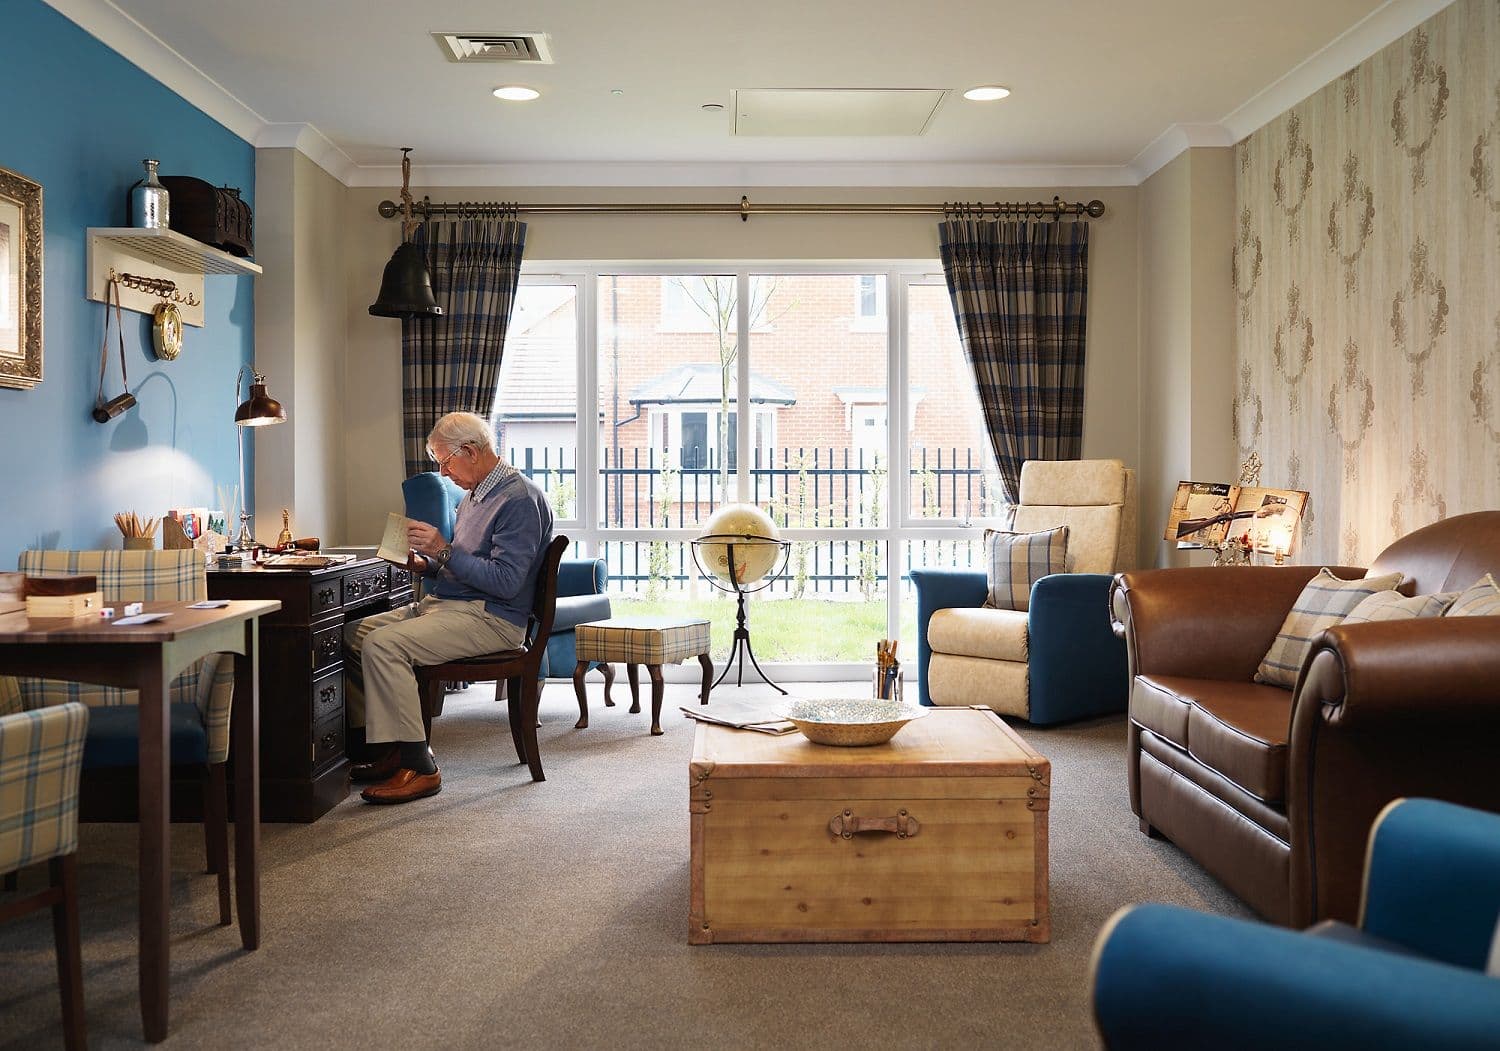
{"left": 573, "top": 616, "right": 713, "bottom": 735}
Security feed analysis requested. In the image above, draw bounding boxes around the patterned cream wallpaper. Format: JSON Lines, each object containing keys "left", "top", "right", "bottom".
{"left": 1233, "top": 0, "right": 1499, "bottom": 564}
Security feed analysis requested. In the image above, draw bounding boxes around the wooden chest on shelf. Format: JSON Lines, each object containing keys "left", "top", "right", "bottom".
{"left": 688, "top": 707, "right": 1050, "bottom": 943}
{"left": 158, "top": 175, "right": 254, "bottom": 257}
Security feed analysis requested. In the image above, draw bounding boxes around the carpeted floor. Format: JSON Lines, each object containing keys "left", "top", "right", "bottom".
{"left": 0, "top": 681, "right": 1249, "bottom": 1050}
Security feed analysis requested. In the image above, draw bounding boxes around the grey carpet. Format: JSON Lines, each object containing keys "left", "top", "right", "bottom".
{"left": 0, "top": 682, "right": 1249, "bottom": 1050}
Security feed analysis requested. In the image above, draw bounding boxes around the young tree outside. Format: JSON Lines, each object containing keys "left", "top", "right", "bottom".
{"left": 672, "top": 276, "right": 785, "bottom": 502}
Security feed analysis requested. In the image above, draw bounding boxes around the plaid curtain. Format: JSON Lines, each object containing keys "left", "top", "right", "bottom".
{"left": 938, "top": 218, "right": 1090, "bottom": 502}
{"left": 401, "top": 217, "right": 527, "bottom": 476}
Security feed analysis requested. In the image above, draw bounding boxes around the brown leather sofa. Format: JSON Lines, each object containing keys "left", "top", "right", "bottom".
{"left": 1109, "top": 511, "right": 1500, "bottom": 927}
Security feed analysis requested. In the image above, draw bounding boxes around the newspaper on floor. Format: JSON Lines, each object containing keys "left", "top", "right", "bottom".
{"left": 680, "top": 697, "right": 798, "bottom": 735}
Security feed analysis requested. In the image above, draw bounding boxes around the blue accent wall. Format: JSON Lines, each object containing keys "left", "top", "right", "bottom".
{"left": 0, "top": 1, "right": 254, "bottom": 567}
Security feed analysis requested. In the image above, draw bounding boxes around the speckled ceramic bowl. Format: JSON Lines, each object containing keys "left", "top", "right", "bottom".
{"left": 782, "top": 698, "right": 929, "bottom": 746}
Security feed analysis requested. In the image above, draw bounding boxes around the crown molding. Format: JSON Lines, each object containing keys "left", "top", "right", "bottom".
{"left": 1126, "top": 123, "right": 1237, "bottom": 184}
{"left": 48, "top": 0, "right": 1459, "bottom": 195}
{"left": 44, "top": 0, "right": 266, "bottom": 142}
{"left": 342, "top": 161, "right": 1139, "bottom": 190}
{"left": 1219, "top": 0, "right": 1458, "bottom": 140}
{"left": 254, "top": 123, "right": 357, "bottom": 184}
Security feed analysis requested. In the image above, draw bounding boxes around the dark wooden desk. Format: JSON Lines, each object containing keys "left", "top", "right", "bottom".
{"left": 208, "top": 554, "right": 413, "bottom": 821}
{"left": 0, "top": 598, "right": 279, "bottom": 1043}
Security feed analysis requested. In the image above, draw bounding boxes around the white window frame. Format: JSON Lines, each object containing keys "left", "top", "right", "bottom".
{"left": 514, "top": 262, "right": 983, "bottom": 680}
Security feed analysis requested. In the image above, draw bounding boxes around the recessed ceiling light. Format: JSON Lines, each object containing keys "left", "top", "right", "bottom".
{"left": 701, "top": 103, "right": 724, "bottom": 112}
{"left": 611, "top": 88, "right": 624, "bottom": 96}
{"left": 963, "top": 85, "right": 1011, "bottom": 102}
{"left": 492, "top": 85, "right": 540, "bottom": 101}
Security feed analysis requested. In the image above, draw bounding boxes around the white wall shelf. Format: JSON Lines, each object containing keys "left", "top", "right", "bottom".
{"left": 86, "top": 227, "right": 261, "bottom": 327}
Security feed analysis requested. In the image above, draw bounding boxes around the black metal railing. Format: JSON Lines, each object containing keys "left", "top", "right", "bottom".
{"left": 508, "top": 445, "right": 996, "bottom": 592}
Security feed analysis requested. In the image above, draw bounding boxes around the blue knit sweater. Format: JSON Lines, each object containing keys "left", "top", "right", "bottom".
{"left": 428, "top": 471, "right": 555, "bottom": 627}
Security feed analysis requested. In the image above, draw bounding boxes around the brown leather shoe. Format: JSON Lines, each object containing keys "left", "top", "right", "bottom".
{"left": 349, "top": 749, "right": 400, "bottom": 783}
{"left": 360, "top": 767, "right": 442, "bottom": 805}
{"left": 350, "top": 746, "right": 435, "bottom": 783}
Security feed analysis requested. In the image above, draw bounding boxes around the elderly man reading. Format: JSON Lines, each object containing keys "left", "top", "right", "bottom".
{"left": 346, "top": 412, "right": 555, "bottom": 804}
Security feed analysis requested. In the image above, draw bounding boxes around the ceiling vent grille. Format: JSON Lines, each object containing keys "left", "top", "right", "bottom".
{"left": 433, "top": 33, "right": 553, "bottom": 63}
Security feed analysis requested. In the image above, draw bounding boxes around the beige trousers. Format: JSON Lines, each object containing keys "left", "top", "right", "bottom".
{"left": 345, "top": 595, "right": 526, "bottom": 743}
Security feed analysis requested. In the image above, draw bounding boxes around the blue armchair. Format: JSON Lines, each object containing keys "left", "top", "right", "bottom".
{"left": 911, "top": 459, "right": 1136, "bottom": 725}
{"left": 1091, "top": 798, "right": 1500, "bottom": 1051}
{"left": 401, "top": 471, "right": 611, "bottom": 681}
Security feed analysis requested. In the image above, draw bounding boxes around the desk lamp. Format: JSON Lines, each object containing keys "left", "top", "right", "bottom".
{"left": 234, "top": 365, "right": 286, "bottom": 547}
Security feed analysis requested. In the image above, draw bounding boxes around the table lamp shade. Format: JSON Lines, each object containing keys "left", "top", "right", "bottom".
{"left": 235, "top": 380, "right": 285, "bottom": 426}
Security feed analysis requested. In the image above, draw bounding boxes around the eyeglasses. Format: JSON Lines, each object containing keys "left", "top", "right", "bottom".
{"left": 430, "top": 444, "right": 469, "bottom": 472}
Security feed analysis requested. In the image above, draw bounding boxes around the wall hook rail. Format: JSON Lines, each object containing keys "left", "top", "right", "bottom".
{"left": 109, "top": 268, "right": 201, "bottom": 307}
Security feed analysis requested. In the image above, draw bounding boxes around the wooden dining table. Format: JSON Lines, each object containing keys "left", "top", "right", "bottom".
{"left": 0, "top": 598, "right": 279, "bottom": 1042}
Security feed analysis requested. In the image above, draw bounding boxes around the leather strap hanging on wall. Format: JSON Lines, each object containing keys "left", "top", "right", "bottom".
{"left": 92, "top": 276, "right": 137, "bottom": 423}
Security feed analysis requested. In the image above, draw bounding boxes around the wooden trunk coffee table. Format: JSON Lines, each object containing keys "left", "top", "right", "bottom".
{"left": 689, "top": 706, "right": 1050, "bottom": 943}
{"left": 573, "top": 616, "right": 713, "bottom": 735}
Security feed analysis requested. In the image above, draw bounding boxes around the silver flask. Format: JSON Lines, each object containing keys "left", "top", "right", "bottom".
{"left": 131, "top": 159, "right": 170, "bottom": 229}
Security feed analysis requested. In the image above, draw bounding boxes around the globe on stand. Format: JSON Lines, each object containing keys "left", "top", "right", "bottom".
{"left": 690, "top": 503, "right": 790, "bottom": 695}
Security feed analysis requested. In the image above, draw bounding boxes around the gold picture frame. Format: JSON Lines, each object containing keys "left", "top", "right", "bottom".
{"left": 0, "top": 165, "right": 43, "bottom": 390}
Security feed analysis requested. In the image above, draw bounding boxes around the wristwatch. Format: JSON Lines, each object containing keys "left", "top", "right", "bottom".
{"left": 434, "top": 544, "right": 453, "bottom": 570}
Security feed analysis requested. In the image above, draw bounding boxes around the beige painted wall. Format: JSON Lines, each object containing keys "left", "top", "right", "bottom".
{"left": 1235, "top": 0, "right": 1500, "bottom": 565}
{"left": 252, "top": 148, "right": 347, "bottom": 544}
{"left": 1137, "top": 148, "right": 1238, "bottom": 567}
{"left": 341, "top": 184, "right": 1140, "bottom": 543}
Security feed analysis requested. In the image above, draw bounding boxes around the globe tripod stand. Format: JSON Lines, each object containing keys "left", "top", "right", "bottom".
{"left": 690, "top": 535, "right": 790, "bottom": 695}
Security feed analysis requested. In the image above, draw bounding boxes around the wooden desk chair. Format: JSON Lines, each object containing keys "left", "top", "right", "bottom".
{"left": 415, "top": 535, "right": 569, "bottom": 783}
{"left": 0, "top": 702, "right": 90, "bottom": 1050}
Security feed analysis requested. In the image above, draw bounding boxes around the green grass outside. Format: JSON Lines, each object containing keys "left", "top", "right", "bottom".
{"left": 613, "top": 595, "right": 918, "bottom": 663}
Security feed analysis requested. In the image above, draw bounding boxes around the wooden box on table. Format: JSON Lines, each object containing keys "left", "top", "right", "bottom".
{"left": 689, "top": 706, "right": 1050, "bottom": 943}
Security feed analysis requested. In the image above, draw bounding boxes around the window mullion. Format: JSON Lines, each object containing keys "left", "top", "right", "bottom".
{"left": 736, "top": 272, "right": 751, "bottom": 504}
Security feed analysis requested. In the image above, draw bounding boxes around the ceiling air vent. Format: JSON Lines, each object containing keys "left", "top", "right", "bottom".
{"left": 433, "top": 33, "right": 553, "bottom": 63}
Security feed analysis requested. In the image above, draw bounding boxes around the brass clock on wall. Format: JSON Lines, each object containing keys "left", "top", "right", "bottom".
{"left": 151, "top": 301, "right": 183, "bottom": 360}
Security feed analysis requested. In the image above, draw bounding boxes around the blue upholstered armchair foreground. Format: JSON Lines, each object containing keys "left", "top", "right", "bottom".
{"left": 1091, "top": 798, "right": 1500, "bottom": 1051}
{"left": 911, "top": 459, "right": 1136, "bottom": 725}
{"left": 401, "top": 471, "right": 611, "bottom": 682}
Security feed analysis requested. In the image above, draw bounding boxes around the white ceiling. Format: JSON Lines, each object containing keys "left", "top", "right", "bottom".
{"left": 50, "top": 0, "right": 1454, "bottom": 186}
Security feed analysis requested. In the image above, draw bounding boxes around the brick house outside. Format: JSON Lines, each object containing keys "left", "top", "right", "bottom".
{"left": 493, "top": 274, "right": 1000, "bottom": 531}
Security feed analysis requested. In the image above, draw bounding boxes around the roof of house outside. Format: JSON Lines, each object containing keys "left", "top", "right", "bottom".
{"left": 629, "top": 363, "right": 796, "bottom": 407}
{"left": 494, "top": 335, "right": 576, "bottom": 420}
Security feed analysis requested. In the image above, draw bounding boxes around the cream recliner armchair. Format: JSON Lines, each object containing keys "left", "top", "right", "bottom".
{"left": 912, "top": 459, "right": 1137, "bottom": 724}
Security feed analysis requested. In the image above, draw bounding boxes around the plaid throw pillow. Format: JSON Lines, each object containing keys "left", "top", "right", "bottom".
{"left": 1255, "top": 568, "right": 1404, "bottom": 688}
{"left": 1342, "top": 590, "right": 1456, "bottom": 624}
{"left": 982, "top": 525, "right": 1069, "bottom": 612}
{"left": 1445, "top": 574, "right": 1500, "bottom": 618}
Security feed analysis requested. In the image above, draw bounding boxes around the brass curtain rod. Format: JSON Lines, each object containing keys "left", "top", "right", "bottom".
{"left": 376, "top": 194, "right": 1106, "bottom": 223}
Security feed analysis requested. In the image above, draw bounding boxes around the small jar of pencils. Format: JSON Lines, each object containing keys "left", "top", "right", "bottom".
{"left": 873, "top": 639, "right": 904, "bottom": 703}
{"left": 115, "top": 511, "right": 159, "bottom": 550}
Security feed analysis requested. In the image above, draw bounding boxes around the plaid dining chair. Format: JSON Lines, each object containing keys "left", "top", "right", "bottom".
{"left": 0, "top": 702, "right": 90, "bottom": 1049}
{"left": 6, "top": 549, "right": 235, "bottom": 924}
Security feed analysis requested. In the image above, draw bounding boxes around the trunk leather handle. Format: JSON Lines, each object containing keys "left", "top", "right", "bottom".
{"left": 828, "top": 809, "right": 920, "bottom": 839}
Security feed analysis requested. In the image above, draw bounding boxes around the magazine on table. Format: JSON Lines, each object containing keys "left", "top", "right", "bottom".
{"left": 680, "top": 698, "right": 798, "bottom": 735}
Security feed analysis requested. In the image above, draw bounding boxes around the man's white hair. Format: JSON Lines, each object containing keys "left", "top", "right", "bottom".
{"left": 427, "top": 412, "right": 497, "bottom": 455}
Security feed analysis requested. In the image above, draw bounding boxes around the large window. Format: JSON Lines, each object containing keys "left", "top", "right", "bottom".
{"left": 494, "top": 265, "right": 995, "bottom": 674}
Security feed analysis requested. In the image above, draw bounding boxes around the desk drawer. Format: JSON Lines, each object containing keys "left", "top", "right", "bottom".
{"left": 312, "top": 623, "right": 343, "bottom": 673}
{"left": 312, "top": 713, "right": 345, "bottom": 771}
{"left": 389, "top": 567, "right": 412, "bottom": 597}
{"left": 312, "top": 669, "right": 344, "bottom": 723}
{"left": 343, "top": 567, "right": 389, "bottom": 609}
{"left": 309, "top": 578, "right": 342, "bottom": 618}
